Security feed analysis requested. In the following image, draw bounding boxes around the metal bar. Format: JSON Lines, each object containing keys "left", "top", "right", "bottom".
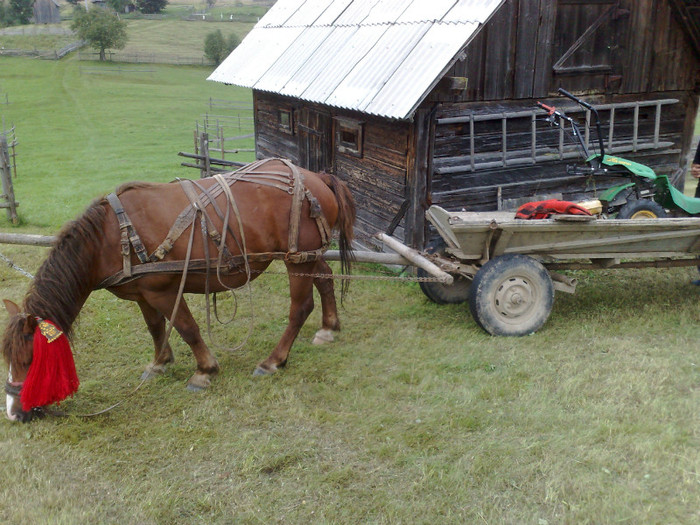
{"left": 558, "top": 117, "right": 564, "bottom": 160}
{"left": 633, "top": 104, "right": 639, "bottom": 152}
{"left": 608, "top": 106, "right": 615, "bottom": 150}
{"left": 470, "top": 114, "right": 475, "bottom": 172}
{"left": 324, "top": 249, "right": 409, "bottom": 266}
{"left": 502, "top": 115, "right": 507, "bottom": 167}
{"left": 531, "top": 112, "right": 537, "bottom": 162}
{"left": 654, "top": 102, "right": 661, "bottom": 149}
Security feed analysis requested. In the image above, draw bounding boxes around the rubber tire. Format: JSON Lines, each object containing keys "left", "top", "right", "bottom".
{"left": 468, "top": 254, "right": 554, "bottom": 337}
{"left": 616, "top": 199, "right": 667, "bottom": 219}
{"left": 418, "top": 238, "right": 471, "bottom": 304}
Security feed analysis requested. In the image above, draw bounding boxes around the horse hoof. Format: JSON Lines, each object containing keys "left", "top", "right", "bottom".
{"left": 186, "top": 372, "right": 211, "bottom": 391}
{"left": 312, "top": 328, "right": 335, "bottom": 345}
{"left": 141, "top": 364, "right": 166, "bottom": 380}
{"left": 253, "top": 365, "right": 275, "bottom": 376}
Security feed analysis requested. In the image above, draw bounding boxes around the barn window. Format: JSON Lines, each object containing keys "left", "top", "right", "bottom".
{"left": 278, "top": 108, "right": 293, "bottom": 134}
{"left": 335, "top": 118, "right": 363, "bottom": 157}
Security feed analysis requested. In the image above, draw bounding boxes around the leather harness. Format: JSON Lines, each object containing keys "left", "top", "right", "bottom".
{"left": 97, "top": 159, "right": 331, "bottom": 289}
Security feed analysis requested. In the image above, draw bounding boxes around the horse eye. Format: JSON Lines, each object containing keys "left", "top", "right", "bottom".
{"left": 22, "top": 334, "right": 33, "bottom": 342}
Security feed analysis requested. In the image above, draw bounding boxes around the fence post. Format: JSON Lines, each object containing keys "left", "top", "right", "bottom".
{"left": 199, "top": 132, "right": 211, "bottom": 178}
{"left": 0, "top": 136, "right": 18, "bottom": 224}
{"left": 220, "top": 126, "right": 225, "bottom": 161}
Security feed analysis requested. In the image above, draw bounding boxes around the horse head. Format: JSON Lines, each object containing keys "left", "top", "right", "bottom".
{"left": 2, "top": 300, "right": 38, "bottom": 422}
{"left": 2, "top": 299, "right": 79, "bottom": 422}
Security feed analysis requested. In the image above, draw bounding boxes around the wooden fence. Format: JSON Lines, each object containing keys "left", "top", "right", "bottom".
{"left": 78, "top": 51, "right": 210, "bottom": 66}
{"left": 0, "top": 128, "right": 19, "bottom": 224}
{"left": 0, "top": 40, "right": 85, "bottom": 60}
{"left": 180, "top": 101, "right": 256, "bottom": 177}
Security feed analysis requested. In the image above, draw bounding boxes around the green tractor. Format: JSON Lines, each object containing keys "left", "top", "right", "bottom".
{"left": 538, "top": 88, "right": 700, "bottom": 219}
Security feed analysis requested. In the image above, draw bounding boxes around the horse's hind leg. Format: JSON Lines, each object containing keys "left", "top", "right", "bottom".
{"left": 255, "top": 262, "right": 316, "bottom": 375}
{"left": 138, "top": 300, "right": 175, "bottom": 380}
{"left": 311, "top": 259, "right": 340, "bottom": 345}
{"left": 141, "top": 291, "right": 220, "bottom": 391}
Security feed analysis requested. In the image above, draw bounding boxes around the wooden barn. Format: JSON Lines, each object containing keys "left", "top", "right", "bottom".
{"left": 32, "top": 0, "right": 61, "bottom": 24}
{"left": 209, "top": 0, "right": 700, "bottom": 249}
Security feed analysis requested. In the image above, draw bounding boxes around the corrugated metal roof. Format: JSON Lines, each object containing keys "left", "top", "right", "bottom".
{"left": 208, "top": 0, "right": 506, "bottom": 120}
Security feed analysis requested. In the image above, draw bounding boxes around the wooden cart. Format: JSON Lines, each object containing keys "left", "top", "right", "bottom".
{"left": 397, "top": 205, "right": 700, "bottom": 336}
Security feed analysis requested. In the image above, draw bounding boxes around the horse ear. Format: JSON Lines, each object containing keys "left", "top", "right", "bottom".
{"left": 3, "top": 299, "right": 20, "bottom": 317}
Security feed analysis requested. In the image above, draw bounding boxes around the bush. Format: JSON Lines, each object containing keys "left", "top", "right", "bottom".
{"left": 134, "top": 0, "right": 168, "bottom": 14}
{"left": 204, "top": 29, "right": 240, "bottom": 65}
{"left": 0, "top": 0, "right": 33, "bottom": 26}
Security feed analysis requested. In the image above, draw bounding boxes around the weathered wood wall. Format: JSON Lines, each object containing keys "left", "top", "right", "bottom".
{"left": 429, "top": 91, "right": 695, "bottom": 212}
{"left": 440, "top": 0, "right": 700, "bottom": 101}
{"left": 425, "top": 0, "right": 700, "bottom": 219}
{"left": 254, "top": 92, "right": 412, "bottom": 246}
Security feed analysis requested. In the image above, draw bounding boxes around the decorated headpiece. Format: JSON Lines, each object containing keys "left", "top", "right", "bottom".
{"left": 20, "top": 319, "right": 79, "bottom": 411}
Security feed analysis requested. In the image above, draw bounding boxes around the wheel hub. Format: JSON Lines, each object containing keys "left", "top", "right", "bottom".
{"left": 495, "top": 277, "right": 534, "bottom": 318}
{"left": 631, "top": 210, "right": 657, "bottom": 219}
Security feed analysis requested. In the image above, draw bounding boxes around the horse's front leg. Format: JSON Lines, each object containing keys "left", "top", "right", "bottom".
{"left": 311, "top": 259, "right": 341, "bottom": 345}
{"left": 141, "top": 290, "right": 219, "bottom": 391}
{"left": 137, "top": 299, "right": 176, "bottom": 380}
{"left": 254, "top": 262, "right": 315, "bottom": 375}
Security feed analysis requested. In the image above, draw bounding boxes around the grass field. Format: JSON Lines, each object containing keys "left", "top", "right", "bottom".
{"left": 0, "top": 56, "right": 699, "bottom": 523}
{"left": 0, "top": 56, "right": 253, "bottom": 228}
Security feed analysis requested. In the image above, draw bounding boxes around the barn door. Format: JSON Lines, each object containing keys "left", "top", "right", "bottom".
{"left": 552, "top": 1, "right": 628, "bottom": 76}
{"left": 298, "top": 109, "right": 332, "bottom": 173}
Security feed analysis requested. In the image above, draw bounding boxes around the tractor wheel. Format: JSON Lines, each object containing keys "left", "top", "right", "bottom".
{"left": 468, "top": 255, "right": 554, "bottom": 336}
{"left": 418, "top": 238, "right": 471, "bottom": 304}
{"left": 616, "top": 199, "right": 667, "bottom": 219}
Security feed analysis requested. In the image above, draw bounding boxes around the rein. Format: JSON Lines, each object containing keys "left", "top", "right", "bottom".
{"left": 5, "top": 377, "right": 149, "bottom": 419}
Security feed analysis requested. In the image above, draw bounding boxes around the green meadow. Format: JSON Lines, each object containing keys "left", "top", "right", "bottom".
{"left": 0, "top": 34, "right": 698, "bottom": 525}
{"left": 0, "top": 57, "right": 253, "bottom": 229}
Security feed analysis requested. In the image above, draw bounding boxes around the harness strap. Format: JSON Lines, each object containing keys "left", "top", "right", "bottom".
{"left": 305, "top": 188, "right": 331, "bottom": 247}
{"left": 102, "top": 159, "right": 332, "bottom": 288}
{"left": 95, "top": 249, "right": 328, "bottom": 289}
{"left": 283, "top": 159, "right": 306, "bottom": 254}
{"left": 106, "top": 193, "right": 149, "bottom": 277}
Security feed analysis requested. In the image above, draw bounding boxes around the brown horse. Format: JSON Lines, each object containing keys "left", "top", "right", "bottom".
{"left": 2, "top": 159, "right": 355, "bottom": 422}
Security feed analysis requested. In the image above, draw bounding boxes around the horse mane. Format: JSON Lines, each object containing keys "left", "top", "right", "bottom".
{"left": 22, "top": 198, "right": 109, "bottom": 339}
{"left": 115, "top": 181, "right": 159, "bottom": 195}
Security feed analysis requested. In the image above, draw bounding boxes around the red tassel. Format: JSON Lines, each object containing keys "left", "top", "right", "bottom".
{"left": 20, "top": 320, "right": 79, "bottom": 411}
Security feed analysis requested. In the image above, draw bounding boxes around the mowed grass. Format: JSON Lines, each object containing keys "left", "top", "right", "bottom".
{"left": 0, "top": 59, "right": 698, "bottom": 523}
{"left": 120, "top": 19, "right": 253, "bottom": 57}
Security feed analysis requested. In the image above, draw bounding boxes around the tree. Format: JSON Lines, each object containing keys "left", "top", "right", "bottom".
{"left": 134, "top": 0, "right": 167, "bottom": 14}
{"left": 106, "top": 0, "right": 130, "bottom": 12}
{"left": 70, "top": 7, "right": 128, "bottom": 62}
{"left": 204, "top": 30, "right": 240, "bottom": 65}
{"left": 8, "top": 0, "right": 33, "bottom": 25}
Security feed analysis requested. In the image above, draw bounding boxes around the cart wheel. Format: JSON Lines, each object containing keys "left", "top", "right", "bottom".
{"left": 616, "top": 199, "right": 667, "bottom": 219}
{"left": 468, "top": 255, "right": 554, "bottom": 336}
{"left": 418, "top": 238, "right": 471, "bottom": 304}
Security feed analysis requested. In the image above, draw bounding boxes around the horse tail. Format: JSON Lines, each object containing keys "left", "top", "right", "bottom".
{"left": 319, "top": 173, "right": 355, "bottom": 299}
